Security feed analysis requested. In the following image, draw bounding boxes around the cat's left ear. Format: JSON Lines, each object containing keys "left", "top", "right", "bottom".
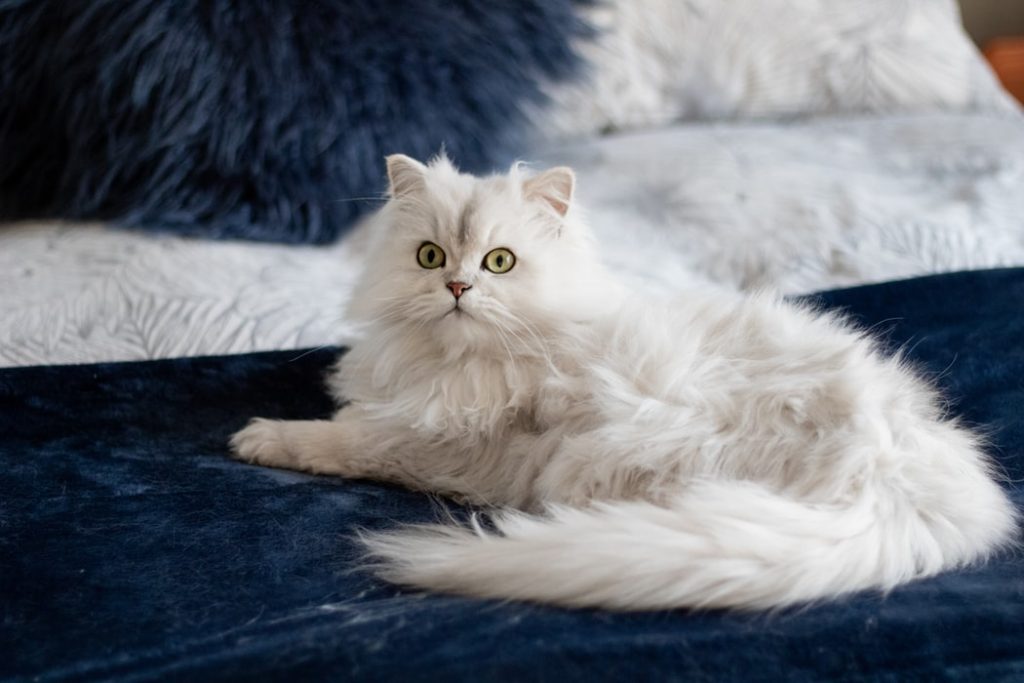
{"left": 523, "top": 167, "right": 575, "bottom": 218}
{"left": 386, "top": 154, "right": 428, "bottom": 197}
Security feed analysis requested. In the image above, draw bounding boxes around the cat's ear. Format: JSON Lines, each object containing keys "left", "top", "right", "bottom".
{"left": 523, "top": 167, "right": 575, "bottom": 217}
{"left": 386, "top": 154, "right": 428, "bottom": 197}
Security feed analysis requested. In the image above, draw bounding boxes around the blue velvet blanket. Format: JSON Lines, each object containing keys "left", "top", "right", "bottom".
{"left": 3, "top": 269, "right": 1023, "bottom": 681}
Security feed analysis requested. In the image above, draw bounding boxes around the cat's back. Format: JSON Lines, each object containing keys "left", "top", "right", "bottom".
{"left": 581, "top": 287, "right": 873, "bottom": 401}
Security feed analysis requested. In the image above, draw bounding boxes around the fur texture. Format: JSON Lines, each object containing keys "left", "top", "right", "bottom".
{"left": 0, "top": 0, "right": 589, "bottom": 243}
{"left": 231, "top": 155, "right": 1017, "bottom": 611}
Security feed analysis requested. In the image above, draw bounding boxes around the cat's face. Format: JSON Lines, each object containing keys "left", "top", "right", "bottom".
{"left": 351, "top": 154, "right": 609, "bottom": 354}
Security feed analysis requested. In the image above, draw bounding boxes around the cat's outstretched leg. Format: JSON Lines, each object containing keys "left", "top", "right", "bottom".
{"left": 231, "top": 407, "right": 491, "bottom": 502}
{"left": 230, "top": 410, "right": 515, "bottom": 506}
{"left": 230, "top": 407, "right": 400, "bottom": 481}
{"left": 231, "top": 418, "right": 346, "bottom": 475}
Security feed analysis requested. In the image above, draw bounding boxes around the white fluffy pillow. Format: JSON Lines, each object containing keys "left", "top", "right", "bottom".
{"left": 540, "top": 0, "right": 1017, "bottom": 137}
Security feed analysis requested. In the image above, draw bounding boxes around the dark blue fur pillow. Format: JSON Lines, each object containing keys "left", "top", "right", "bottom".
{"left": 0, "top": 1, "right": 589, "bottom": 243}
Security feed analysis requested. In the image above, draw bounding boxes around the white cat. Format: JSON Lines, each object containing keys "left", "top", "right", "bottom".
{"left": 231, "top": 153, "right": 1017, "bottom": 611}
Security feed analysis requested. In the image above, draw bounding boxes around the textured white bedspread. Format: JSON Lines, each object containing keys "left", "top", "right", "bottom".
{"left": 3, "top": 113, "right": 1023, "bottom": 367}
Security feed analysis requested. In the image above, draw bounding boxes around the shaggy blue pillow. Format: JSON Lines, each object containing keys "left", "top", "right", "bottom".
{"left": 0, "top": 1, "right": 589, "bottom": 243}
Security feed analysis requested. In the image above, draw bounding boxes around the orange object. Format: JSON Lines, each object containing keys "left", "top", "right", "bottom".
{"left": 984, "top": 37, "right": 1024, "bottom": 104}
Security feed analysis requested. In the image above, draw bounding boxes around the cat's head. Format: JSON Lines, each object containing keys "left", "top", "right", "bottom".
{"left": 350, "top": 153, "right": 610, "bottom": 354}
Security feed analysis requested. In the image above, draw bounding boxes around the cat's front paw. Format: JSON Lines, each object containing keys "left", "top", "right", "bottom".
{"left": 230, "top": 418, "right": 294, "bottom": 469}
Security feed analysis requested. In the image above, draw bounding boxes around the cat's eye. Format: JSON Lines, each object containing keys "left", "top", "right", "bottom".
{"left": 482, "top": 248, "right": 515, "bottom": 274}
{"left": 417, "top": 242, "right": 445, "bottom": 269}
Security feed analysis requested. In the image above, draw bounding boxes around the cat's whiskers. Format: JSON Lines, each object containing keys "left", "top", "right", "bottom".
{"left": 486, "top": 316, "right": 523, "bottom": 371}
{"left": 328, "top": 196, "right": 388, "bottom": 204}
{"left": 287, "top": 344, "right": 336, "bottom": 363}
{"left": 491, "top": 306, "right": 558, "bottom": 372}
{"left": 373, "top": 298, "right": 426, "bottom": 324}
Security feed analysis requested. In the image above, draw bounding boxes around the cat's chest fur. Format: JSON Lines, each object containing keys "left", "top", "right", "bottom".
{"left": 408, "top": 355, "right": 541, "bottom": 436}
{"left": 335, "top": 340, "right": 558, "bottom": 440}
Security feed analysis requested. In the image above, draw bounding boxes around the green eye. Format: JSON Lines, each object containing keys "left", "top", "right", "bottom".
{"left": 417, "top": 242, "right": 445, "bottom": 269}
{"left": 483, "top": 248, "right": 515, "bottom": 274}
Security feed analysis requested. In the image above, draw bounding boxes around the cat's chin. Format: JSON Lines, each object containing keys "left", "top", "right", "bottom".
{"left": 432, "top": 309, "right": 501, "bottom": 352}
{"left": 438, "top": 308, "right": 480, "bottom": 336}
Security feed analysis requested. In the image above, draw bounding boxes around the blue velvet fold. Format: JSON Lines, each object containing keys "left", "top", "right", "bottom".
{"left": 2, "top": 268, "right": 1022, "bottom": 681}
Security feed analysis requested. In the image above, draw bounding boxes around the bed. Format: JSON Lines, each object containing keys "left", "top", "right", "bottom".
{"left": 2, "top": 1, "right": 1023, "bottom": 680}
{"left": 4, "top": 268, "right": 1023, "bottom": 681}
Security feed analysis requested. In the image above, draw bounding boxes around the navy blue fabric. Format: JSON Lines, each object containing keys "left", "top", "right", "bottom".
{"left": 2, "top": 268, "right": 1023, "bottom": 681}
{"left": 0, "top": 1, "right": 590, "bottom": 243}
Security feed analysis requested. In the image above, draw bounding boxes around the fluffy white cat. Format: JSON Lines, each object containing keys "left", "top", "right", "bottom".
{"left": 231, "top": 153, "right": 1017, "bottom": 611}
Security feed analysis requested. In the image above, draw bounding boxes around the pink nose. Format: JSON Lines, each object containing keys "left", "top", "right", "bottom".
{"left": 446, "top": 281, "right": 471, "bottom": 299}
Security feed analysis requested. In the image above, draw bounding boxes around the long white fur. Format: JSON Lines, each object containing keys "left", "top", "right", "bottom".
{"left": 231, "top": 153, "right": 1018, "bottom": 611}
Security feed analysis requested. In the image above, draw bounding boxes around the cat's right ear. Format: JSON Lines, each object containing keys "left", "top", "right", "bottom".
{"left": 523, "top": 166, "right": 575, "bottom": 218}
{"left": 385, "top": 154, "right": 428, "bottom": 198}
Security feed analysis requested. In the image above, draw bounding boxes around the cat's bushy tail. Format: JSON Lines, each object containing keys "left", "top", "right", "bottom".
{"left": 361, "top": 470, "right": 1017, "bottom": 610}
